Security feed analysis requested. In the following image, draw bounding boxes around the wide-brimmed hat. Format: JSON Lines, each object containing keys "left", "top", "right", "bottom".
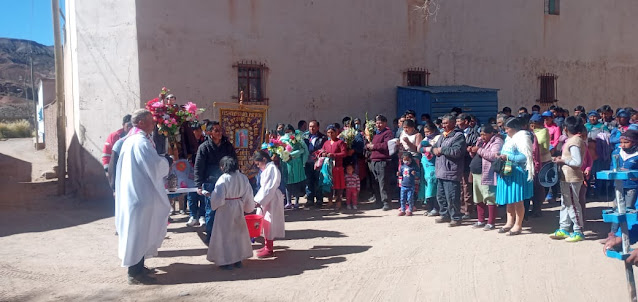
{"left": 538, "top": 162, "right": 559, "bottom": 188}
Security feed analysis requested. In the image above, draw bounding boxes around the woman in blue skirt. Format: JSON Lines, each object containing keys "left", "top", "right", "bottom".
{"left": 496, "top": 118, "right": 535, "bottom": 235}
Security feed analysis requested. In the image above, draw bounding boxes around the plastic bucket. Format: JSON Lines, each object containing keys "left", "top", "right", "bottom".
{"left": 245, "top": 214, "right": 264, "bottom": 238}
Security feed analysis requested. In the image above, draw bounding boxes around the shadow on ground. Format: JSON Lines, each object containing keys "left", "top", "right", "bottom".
{"left": 155, "top": 245, "right": 371, "bottom": 284}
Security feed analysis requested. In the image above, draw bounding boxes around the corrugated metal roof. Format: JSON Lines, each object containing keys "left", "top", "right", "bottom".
{"left": 397, "top": 85, "right": 499, "bottom": 93}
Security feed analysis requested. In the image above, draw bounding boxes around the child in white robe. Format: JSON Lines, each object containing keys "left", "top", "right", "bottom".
{"left": 206, "top": 156, "right": 256, "bottom": 270}
{"left": 253, "top": 150, "right": 285, "bottom": 258}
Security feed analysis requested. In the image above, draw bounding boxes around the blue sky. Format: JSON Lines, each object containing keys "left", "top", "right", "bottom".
{"left": 0, "top": 0, "right": 65, "bottom": 46}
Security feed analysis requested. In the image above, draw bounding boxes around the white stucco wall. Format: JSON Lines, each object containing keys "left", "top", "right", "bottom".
{"left": 64, "top": 0, "right": 142, "bottom": 198}
{"left": 135, "top": 0, "right": 430, "bottom": 127}
{"left": 421, "top": 0, "right": 638, "bottom": 112}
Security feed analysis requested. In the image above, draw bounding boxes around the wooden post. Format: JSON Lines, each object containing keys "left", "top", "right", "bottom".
{"left": 52, "top": 0, "right": 66, "bottom": 195}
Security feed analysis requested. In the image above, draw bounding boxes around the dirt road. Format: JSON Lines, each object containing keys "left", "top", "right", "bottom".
{"left": 0, "top": 138, "right": 632, "bottom": 301}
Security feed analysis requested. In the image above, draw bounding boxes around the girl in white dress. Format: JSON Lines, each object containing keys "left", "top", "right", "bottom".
{"left": 253, "top": 150, "right": 285, "bottom": 258}
{"left": 206, "top": 156, "right": 256, "bottom": 270}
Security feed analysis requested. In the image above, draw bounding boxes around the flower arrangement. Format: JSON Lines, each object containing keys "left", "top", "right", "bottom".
{"left": 145, "top": 87, "right": 205, "bottom": 143}
{"left": 261, "top": 139, "right": 291, "bottom": 162}
{"left": 365, "top": 112, "right": 377, "bottom": 141}
{"left": 339, "top": 127, "right": 357, "bottom": 148}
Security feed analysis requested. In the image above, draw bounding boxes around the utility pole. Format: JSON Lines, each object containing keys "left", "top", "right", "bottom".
{"left": 30, "top": 56, "right": 38, "bottom": 147}
{"left": 52, "top": 0, "right": 66, "bottom": 195}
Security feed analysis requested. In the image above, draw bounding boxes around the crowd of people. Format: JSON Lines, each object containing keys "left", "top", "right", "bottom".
{"left": 103, "top": 94, "right": 638, "bottom": 284}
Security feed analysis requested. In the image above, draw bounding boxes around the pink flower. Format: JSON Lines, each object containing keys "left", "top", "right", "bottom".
{"left": 184, "top": 102, "right": 198, "bottom": 115}
{"left": 285, "top": 145, "right": 293, "bottom": 152}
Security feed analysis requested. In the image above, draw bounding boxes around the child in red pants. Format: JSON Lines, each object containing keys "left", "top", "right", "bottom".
{"left": 344, "top": 164, "right": 360, "bottom": 210}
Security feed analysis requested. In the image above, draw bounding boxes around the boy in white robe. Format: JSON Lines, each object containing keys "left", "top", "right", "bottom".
{"left": 115, "top": 109, "right": 171, "bottom": 285}
{"left": 253, "top": 150, "right": 285, "bottom": 258}
{"left": 206, "top": 156, "right": 256, "bottom": 269}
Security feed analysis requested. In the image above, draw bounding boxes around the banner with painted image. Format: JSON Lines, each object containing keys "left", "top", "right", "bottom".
{"left": 219, "top": 106, "right": 267, "bottom": 178}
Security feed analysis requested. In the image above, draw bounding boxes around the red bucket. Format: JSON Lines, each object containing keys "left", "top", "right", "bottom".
{"left": 245, "top": 214, "right": 264, "bottom": 238}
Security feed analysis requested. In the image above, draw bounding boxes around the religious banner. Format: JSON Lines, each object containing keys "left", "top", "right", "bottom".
{"left": 218, "top": 105, "right": 267, "bottom": 178}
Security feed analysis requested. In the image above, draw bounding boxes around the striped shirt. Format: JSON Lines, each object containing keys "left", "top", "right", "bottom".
{"left": 345, "top": 173, "right": 360, "bottom": 191}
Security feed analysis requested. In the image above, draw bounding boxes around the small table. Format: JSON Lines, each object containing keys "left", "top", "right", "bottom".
{"left": 165, "top": 187, "right": 199, "bottom": 195}
{"left": 598, "top": 170, "right": 638, "bottom": 301}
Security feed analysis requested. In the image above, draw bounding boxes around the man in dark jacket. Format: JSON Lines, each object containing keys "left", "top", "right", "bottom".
{"left": 194, "top": 121, "right": 237, "bottom": 243}
{"left": 433, "top": 114, "right": 467, "bottom": 226}
{"left": 305, "top": 120, "right": 328, "bottom": 207}
{"left": 366, "top": 114, "right": 395, "bottom": 210}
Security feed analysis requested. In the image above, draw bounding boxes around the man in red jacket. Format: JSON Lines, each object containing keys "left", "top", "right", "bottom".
{"left": 102, "top": 114, "right": 132, "bottom": 172}
{"left": 366, "top": 114, "right": 394, "bottom": 211}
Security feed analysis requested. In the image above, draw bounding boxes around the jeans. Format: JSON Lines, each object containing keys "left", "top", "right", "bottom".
{"left": 203, "top": 182, "right": 217, "bottom": 241}
{"left": 436, "top": 179, "right": 462, "bottom": 221}
{"left": 305, "top": 162, "right": 323, "bottom": 205}
{"left": 187, "top": 192, "right": 205, "bottom": 219}
{"left": 400, "top": 186, "right": 415, "bottom": 212}
{"left": 559, "top": 182, "right": 583, "bottom": 233}
{"left": 371, "top": 160, "right": 392, "bottom": 205}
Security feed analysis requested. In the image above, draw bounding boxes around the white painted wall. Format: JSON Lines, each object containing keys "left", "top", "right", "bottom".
{"left": 135, "top": 0, "right": 430, "bottom": 128}
{"left": 421, "top": 0, "right": 638, "bottom": 112}
{"left": 64, "top": 0, "right": 142, "bottom": 198}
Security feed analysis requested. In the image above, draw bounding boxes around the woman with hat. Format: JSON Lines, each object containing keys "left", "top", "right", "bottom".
{"left": 585, "top": 110, "right": 608, "bottom": 139}
{"left": 495, "top": 117, "right": 534, "bottom": 235}
{"left": 470, "top": 124, "right": 503, "bottom": 230}
{"left": 610, "top": 110, "right": 632, "bottom": 149}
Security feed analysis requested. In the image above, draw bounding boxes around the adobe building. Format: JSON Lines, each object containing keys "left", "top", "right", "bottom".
{"left": 62, "top": 0, "right": 638, "bottom": 199}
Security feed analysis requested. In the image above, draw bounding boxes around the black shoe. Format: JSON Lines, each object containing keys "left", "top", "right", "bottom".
{"left": 382, "top": 202, "right": 391, "bottom": 211}
{"left": 449, "top": 220, "right": 462, "bottom": 227}
{"left": 233, "top": 261, "right": 243, "bottom": 268}
{"left": 142, "top": 266, "right": 157, "bottom": 275}
{"left": 305, "top": 202, "right": 315, "bottom": 208}
{"left": 435, "top": 217, "right": 451, "bottom": 223}
{"left": 498, "top": 227, "right": 512, "bottom": 234}
{"left": 219, "top": 265, "right": 234, "bottom": 270}
{"left": 128, "top": 274, "right": 158, "bottom": 285}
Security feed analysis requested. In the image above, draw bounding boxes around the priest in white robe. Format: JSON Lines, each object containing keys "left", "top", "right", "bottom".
{"left": 206, "top": 156, "right": 256, "bottom": 269}
{"left": 253, "top": 150, "right": 285, "bottom": 258}
{"left": 115, "top": 109, "right": 171, "bottom": 284}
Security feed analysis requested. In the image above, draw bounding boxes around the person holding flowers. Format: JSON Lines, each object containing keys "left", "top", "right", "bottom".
{"left": 281, "top": 125, "right": 309, "bottom": 209}
{"left": 321, "top": 125, "right": 349, "bottom": 210}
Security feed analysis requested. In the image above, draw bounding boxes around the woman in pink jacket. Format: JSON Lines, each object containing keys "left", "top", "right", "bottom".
{"left": 470, "top": 124, "right": 504, "bottom": 230}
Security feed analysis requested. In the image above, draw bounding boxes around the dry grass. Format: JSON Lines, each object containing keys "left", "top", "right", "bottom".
{"left": 0, "top": 120, "right": 33, "bottom": 139}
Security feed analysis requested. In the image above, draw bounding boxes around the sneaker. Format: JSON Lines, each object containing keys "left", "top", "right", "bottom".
{"left": 483, "top": 224, "right": 495, "bottom": 231}
{"left": 565, "top": 232, "right": 585, "bottom": 242}
{"left": 346, "top": 205, "right": 352, "bottom": 210}
{"left": 472, "top": 222, "right": 486, "bottom": 228}
{"left": 368, "top": 196, "right": 377, "bottom": 202}
{"left": 382, "top": 202, "right": 391, "bottom": 211}
{"left": 198, "top": 217, "right": 206, "bottom": 227}
{"left": 549, "top": 229, "right": 570, "bottom": 240}
{"left": 284, "top": 204, "right": 293, "bottom": 210}
{"left": 449, "top": 220, "right": 462, "bottom": 227}
{"left": 179, "top": 210, "right": 186, "bottom": 215}
{"left": 435, "top": 217, "right": 451, "bottom": 223}
{"left": 353, "top": 205, "right": 358, "bottom": 210}
{"left": 398, "top": 211, "right": 406, "bottom": 216}
{"left": 427, "top": 209, "right": 440, "bottom": 217}
{"left": 406, "top": 210, "right": 413, "bottom": 216}
{"left": 186, "top": 217, "right": 199, "bottom": 227}
{"left": 462, "top": 214, "right": 471, "bottom": 220}
{"left": 293, "top": 204, "right": 300, "bottom": 210}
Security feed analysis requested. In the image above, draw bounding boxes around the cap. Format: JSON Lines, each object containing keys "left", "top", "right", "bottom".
{"left": 618, "top": 110, "right": 630, "bottom": 118}
{"left": 587, "top": 110, "right": 600, "bottom": 117}
{"left": 538, "top": 162, "right": 559, "bottom": 188}
{"left": 529, "top": 113, "right": 543, "bottom": 123}
{"left": 541, "top": 110, "right": 553, "bottom": 117}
